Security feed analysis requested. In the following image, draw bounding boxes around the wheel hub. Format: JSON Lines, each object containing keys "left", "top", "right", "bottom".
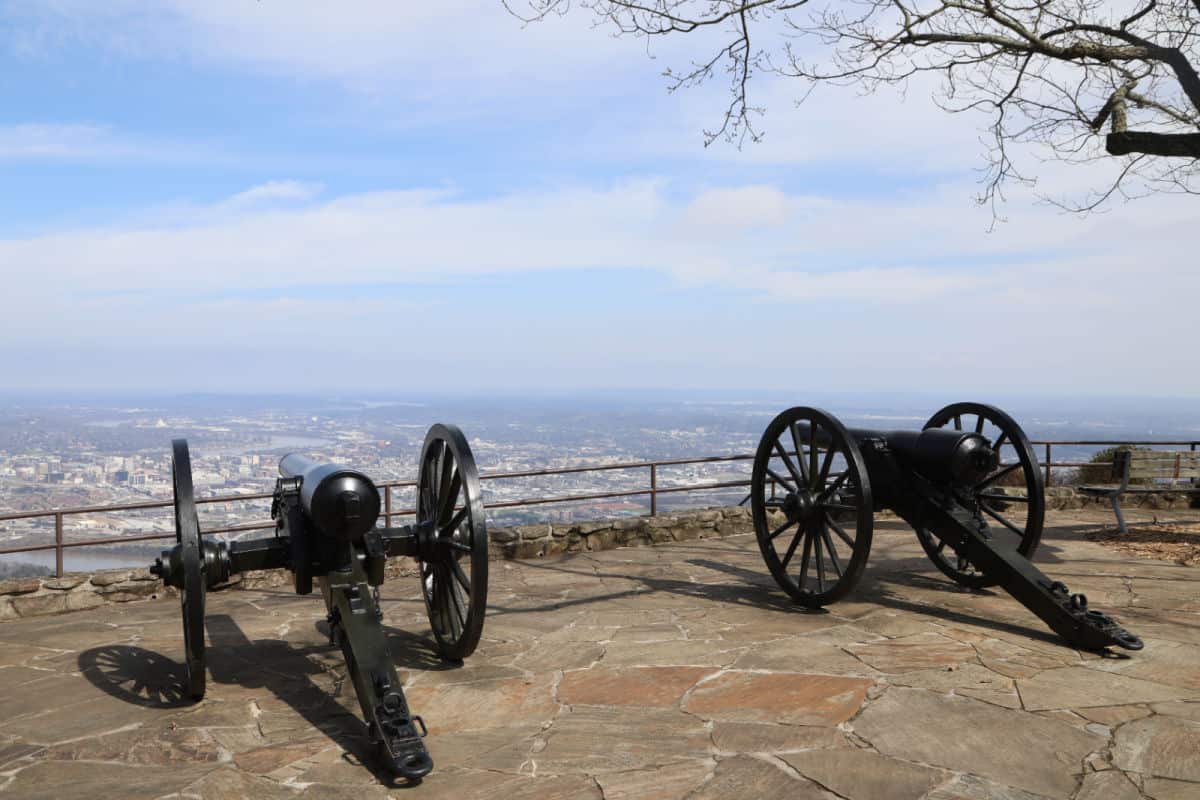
{"left": 783, "top": 489, "right": 819, "bottom": 523}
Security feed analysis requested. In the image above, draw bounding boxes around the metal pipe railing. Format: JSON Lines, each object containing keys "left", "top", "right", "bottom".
{"left": 1, "top": 439, "right": 1196, "bottom": 577}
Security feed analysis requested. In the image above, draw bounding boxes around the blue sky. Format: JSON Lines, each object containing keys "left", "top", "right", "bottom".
{"left": 0, "top": 1, "right": 1195, "bottom": 397}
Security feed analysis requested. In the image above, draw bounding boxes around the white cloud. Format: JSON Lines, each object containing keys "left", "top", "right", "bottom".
{"left": 682, "top": 186, "right": 794, "bottom": 231}
{"left": 0, "top": 179, "right": 1006, "bottom": 307}
{"left": 224, "top": 181, "right": 324, "bottom": 208}
{"left": 0, "top": 123, "right": 128, "bottom": 160}
{"left": 2, "top": 176, "right": 1193, "bottom": 315}
{"left": 3, "top": 1, "right": 660, "bottom": 96}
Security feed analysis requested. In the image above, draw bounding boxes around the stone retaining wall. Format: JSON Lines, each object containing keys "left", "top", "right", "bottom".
{"left": 489, "top": 505, "right": 753, "bottom": 559}
{"left": 1041, "top": 486, "right": 1196, "bottom": 511}
{"left": 0, "top": 568, "right": 163, "bottom": 621}
{"left": 0, "top": 506, "right": 756, "bottom": 621}
{"left": 1, "top": 488, "right": 1193, "bottom": 622}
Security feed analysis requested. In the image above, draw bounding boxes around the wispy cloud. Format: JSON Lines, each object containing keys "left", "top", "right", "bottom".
{"left": 224, "top": 181, "right": 324, "bottom": 208}
{"left": 0, "top": 123, "right": 130, "bottom": 160}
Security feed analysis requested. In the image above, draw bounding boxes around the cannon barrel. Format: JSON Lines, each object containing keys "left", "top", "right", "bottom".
{"left": 794, "top": 423, "right": 998, "bottom": 486}
{"left": 279, "top": 454, "right": 381, "bottom": 541}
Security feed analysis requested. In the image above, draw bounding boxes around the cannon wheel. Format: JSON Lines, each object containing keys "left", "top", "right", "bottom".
{"left": 917, "top": 402, "right": 1046, "bottom": 589}
{"left": 751, "top": 407, "right": 874, "bottom": 608}
{"left": 416, "top": 424, "right": 488, "bottom": 661}
{"left": 171, "top": 439, "right": 207, "bottom": 700}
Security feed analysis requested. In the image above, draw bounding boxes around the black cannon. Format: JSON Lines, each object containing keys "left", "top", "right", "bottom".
{"left": 749, "top": 403, "right": 1142, "bottom": 652}
{"left": 150, "top": 424, "right": 488, "bottom": 781}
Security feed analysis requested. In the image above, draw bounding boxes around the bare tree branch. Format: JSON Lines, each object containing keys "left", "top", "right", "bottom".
{"left": 506, "top": 0, "right": 1200, "bottom": 212}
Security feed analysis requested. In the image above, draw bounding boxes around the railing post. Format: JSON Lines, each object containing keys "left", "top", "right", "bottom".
{"left": 650, "top": 464, "right": 657, "bottom": 516}
{"left": 55, "top": 512, "right": 64, "bottom": 578}
{"left": 1044, "top": 443, "right": 1052, "bottom": 487}
{"left": 384, "top": 484, "right": 392, "bottom": 526}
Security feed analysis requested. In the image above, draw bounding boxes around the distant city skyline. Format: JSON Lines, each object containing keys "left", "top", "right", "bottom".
{"left": 1, "top": 3, "right": 1195, "bottom": 396}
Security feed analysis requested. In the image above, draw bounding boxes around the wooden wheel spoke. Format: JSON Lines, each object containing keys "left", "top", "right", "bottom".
{"left": 780, "top": 528, "right": 805, "bottom": 569}
{"left": 978, "top": 492, "right": 1029, "bottom": 504}
{"left": 439, "top": 471, "right": 462, "bottom": 526}
{"left": 974, "top": 462, "right": 1022, "bottom": 491}
{"left": 975, "top": 415, "right": 986, "bottom": 434}
{"left": 981, "top": 503, "right": 1026, "bottom": 536}
{"left": 813, "top": 528, "right": 826, "bottom": 592}
{"left": 447, "top": 572, "right": 466, "bottom": 630}
{"left": 953, "top": 414, "right": 962, "bottom": 431}
{"left": 438, "top": 451, "right": 457, "bottom": 518}
{"left": 774, "top": 442, "right": 805, "bottom": 489}
{"left": 817, "top": 446, "right": 835, "bottom": 489}
{"left": 449, "top": 557, "right": 471, "bottom": 595}
{"left": 817, "top": 471, "right": 849, "bottom": 503}
{"left": 448, "top": 540, "right": 472, "bottom": 553}
{"left": 808, "top": 424, "right": 819, "bottom": 490}
{"left": 797, "top": 530, "right": 814, "bottom": 591}
{"left": 427, "top": 442, "right": 445, "bottom": 516}
{"left": 770, "top": 519, "right": 797, "bottom": 541}
{"left": 765, "top": 467, "right": 798, "bottom": 495}
{"left": 440, "top": 506, "right": 469, "bottom": 538}
{"left": 789, "top": 424, "right": 811, "bottom": 485}
{"left": 821, "top": 502, "right": 859, "bottom": 514}
{"left": 820, "top": 527, "right": 843, "bottom": 578}
{"left": 824, "top": 512, "right": 855, "bottom": 549}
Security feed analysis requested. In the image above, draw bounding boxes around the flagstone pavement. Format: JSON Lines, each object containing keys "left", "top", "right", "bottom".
{"left": 1, "top": 509, "right": 1197, "bottom": 800}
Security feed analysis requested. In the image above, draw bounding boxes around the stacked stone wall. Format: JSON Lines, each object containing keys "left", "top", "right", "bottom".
{"left": 0, "top": 568, "right": 163, "bottom": 621}
{"left": 0, "top": 506, "right": 754, "bottom": 621}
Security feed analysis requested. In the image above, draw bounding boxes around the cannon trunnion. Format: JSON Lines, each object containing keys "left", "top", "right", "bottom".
{"left": 149, "top": 424, "right": 489, "bottom": 783}
{"left": 750, "top": 402, "right": 1142, "bottom": 652}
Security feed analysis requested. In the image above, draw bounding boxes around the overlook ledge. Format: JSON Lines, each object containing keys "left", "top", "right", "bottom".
{"left": 0, "top": 508, "right": 1197, "bottom": 799}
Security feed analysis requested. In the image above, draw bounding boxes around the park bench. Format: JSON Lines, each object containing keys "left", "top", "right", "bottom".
{"left": 1078, "top": 448, "right": 1200, "bottom": 534}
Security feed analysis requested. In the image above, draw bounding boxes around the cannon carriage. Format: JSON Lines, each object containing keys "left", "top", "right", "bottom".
{"left": 149, "top": 424, "right": 488, "bottom": 782}
{"left": 749, "top": 402, "right": 1143, "bottom": 652}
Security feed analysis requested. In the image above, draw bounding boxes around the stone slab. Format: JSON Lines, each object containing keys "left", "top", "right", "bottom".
{"left": 687, "top": 754, "right": 827, "bottom": 800}
{"left": 1074, "top": 770, "right": 1141, "bottom": 800}
{"left": 1016, "top": 666, "right": 1196, "bottom": 710}
{"left": 845, "top": 632, "right": 978, "bottom": 672}
{"left": 557, "top": 665, "right": 712, "bottom": 707}
{"left": 781, "top": 748, "right": 947, "bottom": 800}
{"left": 683, "top": 671, "right": 873, "bottom": 725}
{"left": 710, "top": 721, "right": 848, "bottom": 754}
{"left": 594, "top": 759, "right": 712, "bottom": 800}
{"left": 1112, "top": 715, "right": 1200, "bottom": 782}
{"left": 534, "top": 705, "right": 710, "bottom": 774}
{"left": 852, "top": 687, "right": 1103, "bottom": 798}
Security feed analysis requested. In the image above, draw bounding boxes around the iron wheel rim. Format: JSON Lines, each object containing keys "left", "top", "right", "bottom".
{"left": 917, "top": 402, "right": 1045, "bottom": 589}
{"left": 751, "top": 407, "right": 873, "bottom": 608}
{"left": 416, "top": 424, "right": 488, "bottom": 661}
{"left": 171, "top": 438, "right": 206, "bottom": 701}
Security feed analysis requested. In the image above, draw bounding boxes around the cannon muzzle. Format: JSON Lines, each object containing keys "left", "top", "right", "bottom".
{"left": 279, "top": 454, "right": 381, "bottom": 541}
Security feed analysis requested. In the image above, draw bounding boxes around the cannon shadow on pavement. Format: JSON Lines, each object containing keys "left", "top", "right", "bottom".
{"left": 76, "top": 612, "right": 452, "bottom": 787}
{"left": 691, "top": 556, "right": 1085, "bottom": 649}
{"left": 481, "top": 544, "right": 820, "bottom": 619}
{"left": 483, "top": 546, "right": 1102, "bottom": 653}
